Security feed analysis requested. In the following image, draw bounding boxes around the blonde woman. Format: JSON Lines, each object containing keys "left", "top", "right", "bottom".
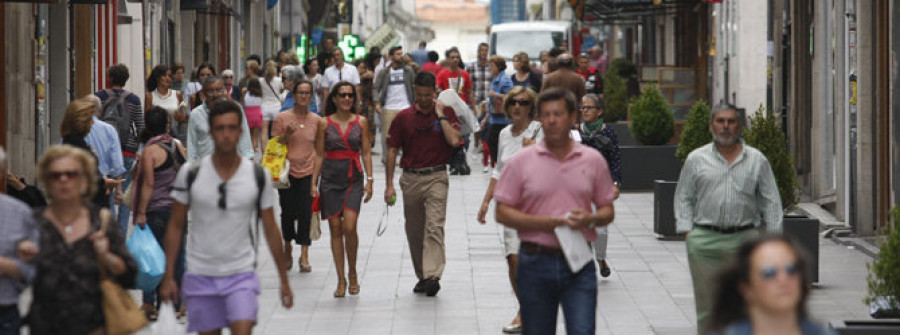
{"left": 259, "top": 60, "right": 284, "bottom": 144}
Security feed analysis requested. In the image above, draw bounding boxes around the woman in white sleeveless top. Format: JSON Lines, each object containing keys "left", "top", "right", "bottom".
{"left": 259, "top": 60, "right": 284, "bottom": 145}
{"left": 145, "top": 64, "right": 185, "bottom": 140}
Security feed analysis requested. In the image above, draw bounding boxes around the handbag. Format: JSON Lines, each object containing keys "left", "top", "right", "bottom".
{"left": 310, "top": 196, "right": 321, "bottom": 241}
{"left": 98, "top": 209, "right": 149, "bottom": 335}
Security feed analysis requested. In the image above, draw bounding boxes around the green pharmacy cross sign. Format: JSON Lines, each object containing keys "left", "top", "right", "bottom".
{"left": 338, "top": 34, "right": 367, "bottom": 62}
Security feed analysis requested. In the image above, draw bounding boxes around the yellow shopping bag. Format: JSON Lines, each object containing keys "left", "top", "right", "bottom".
{"left": 262, "top": 137, "right": 288, "bottom": 184}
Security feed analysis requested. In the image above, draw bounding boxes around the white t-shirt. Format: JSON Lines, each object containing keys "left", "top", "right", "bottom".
{"left": 492, "top": 120, "right": 544, "bottom": 180}
{"left": 258, "top": 77, "right": 284, "bottom": 109}
{"left": 384, "top": 68, "right": 410, "bottom": 110}
{"left": 170, "top": 156, "right": 275, "bottom": 277}
{"left": 321, "top": 64, "right": 361, "bottom": 89}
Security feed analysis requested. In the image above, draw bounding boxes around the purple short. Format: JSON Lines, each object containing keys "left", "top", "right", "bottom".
{"left": 182, "top": 271, "right": 260, "bottom": 332}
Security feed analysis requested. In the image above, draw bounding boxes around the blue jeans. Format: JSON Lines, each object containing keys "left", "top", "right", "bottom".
{"left": 517, "top": 246, "right": 597, "bottom": 335}
{"left": 0, "top": 307, "right": 19, "bottom": 335}
{"left": 142, "top": 208, "right": 186, "bottom": 307}
{"left": 117, "top": 155, "right": 136, "bottom": 237}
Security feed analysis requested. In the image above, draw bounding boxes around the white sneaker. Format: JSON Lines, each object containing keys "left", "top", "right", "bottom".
{"left": 483, "top": 166, "right": 490, "bottom": 173}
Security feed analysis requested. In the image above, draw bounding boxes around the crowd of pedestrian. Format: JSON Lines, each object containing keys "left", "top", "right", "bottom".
{"left": 0, "top": 34, "right": 836, "bottom": 335}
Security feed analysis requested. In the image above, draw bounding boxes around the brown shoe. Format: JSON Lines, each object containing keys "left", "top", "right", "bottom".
{"left": 413, "top": 279, "right": 428, "bottom": 293}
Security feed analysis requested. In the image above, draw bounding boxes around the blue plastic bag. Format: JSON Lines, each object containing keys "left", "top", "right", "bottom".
{"left": 126, "top": 225, "right": 165, "bottom": 291}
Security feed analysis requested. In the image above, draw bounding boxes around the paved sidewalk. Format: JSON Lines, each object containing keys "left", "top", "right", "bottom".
{"left": 123, "top": 152, "right": 873, "bottom": 334}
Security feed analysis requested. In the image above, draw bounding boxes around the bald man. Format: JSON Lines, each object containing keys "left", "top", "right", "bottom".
{"left": 541, "top": 53, "right": 586, "bottom": 103}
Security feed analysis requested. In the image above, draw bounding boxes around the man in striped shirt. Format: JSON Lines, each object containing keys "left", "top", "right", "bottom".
{"left": 674, "top": 104, "right": 782, "bottom": 332}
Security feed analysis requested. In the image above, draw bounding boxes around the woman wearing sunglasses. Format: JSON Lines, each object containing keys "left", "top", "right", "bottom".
{"left": 706, "top": 236, "right": 835, "bottom": 335}
{"left": 28, "top": 145, "right": 137, "bottom": 335}
{"left": 476, "top": 86, "right": 542, "bottom": 334}
{"left": 578, "top": 94, "right": 621, "bottom": 278}
{"left": 312, "top": 81, "right": 374, "bottom": 298}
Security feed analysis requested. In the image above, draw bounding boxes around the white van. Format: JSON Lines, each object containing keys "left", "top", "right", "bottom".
{"left": 489, "top": 20, "right": 573, "bottom": 73}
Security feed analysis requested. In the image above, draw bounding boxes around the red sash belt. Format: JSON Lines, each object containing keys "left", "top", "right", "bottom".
{"left": 326, "top": 150, "right": 361, "bottom": 178}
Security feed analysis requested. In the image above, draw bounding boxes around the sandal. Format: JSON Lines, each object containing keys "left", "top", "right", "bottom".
{"left": 141, "top": 303, "right": 158, "bottom": 321}
{"left": 334, "top": 279, "right": 347, "bottom": 298}
{"left": 299, "top": 257, "right": 311, "bottom": 272}
{"left": 348, "top": 275, "right": 360, "bottom": 295}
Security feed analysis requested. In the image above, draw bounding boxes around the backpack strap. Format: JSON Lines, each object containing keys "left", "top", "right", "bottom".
{"left": 250, "top": 162, "right": 265, "bottom": 268}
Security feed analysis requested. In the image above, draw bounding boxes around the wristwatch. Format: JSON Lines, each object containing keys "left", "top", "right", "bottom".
{"left": 437, "top": 116, "right": 449, "bottom": 122}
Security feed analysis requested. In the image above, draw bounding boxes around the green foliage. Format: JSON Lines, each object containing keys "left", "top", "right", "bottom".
{"left": 603, "top": 70, "right": 628, "bottom": 122}
{"left": 628, "top": 85, "right": 674, "bottom": 145}
{"left": 609, "top": 58, "right": 637, "bottom": 79}
{"left": 742, "top": 105, "right": 799, "bottom": 211}
{"left": 865, "top": 207, "right": 900, "bottom": 311}
{"left": 676, "top": 100, "right": 713, "bottom": 165}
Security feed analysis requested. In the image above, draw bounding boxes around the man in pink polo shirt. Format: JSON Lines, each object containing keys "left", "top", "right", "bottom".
{"left": 494, "top": 87, "right": 615, "bottom": 335}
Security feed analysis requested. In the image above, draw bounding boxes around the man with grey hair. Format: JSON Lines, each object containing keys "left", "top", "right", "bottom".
{"left": 0, "top": 145, "right": 40, "bottom": 333}
{"left": 674, "top": 104, "right": 782, "bottom": 332}
{"left": 187, "top": 76, "right": 255, "bottom": 161}
{"left": 279, "top": 65, "right": 307, "bottom": 112}
{"left": 541, "top": 53, "right": 586, "bottom": 103}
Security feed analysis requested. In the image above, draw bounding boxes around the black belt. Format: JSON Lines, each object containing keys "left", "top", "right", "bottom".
{"left": 521, "top": 242, "right": 564, "bottom": 256}
{"left": 0, "top": 305, "right": 16, "bottom": 314}
{"left": 695, "top": 224, "right": 756, "bottom": 234}
{"left": 403, "top": 165, "right": 446, "bottom": 175}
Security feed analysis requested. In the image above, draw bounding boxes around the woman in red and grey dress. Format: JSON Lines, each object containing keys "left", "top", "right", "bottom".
{"left": 312, "top": 81, "right": 374, "bottom": 298}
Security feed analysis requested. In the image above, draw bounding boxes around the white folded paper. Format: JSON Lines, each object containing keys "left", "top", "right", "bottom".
{"left": 554, "top": 223, "right": 593, "bottom": 273}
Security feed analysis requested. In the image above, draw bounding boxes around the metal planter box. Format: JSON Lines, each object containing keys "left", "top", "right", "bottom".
{"left": 620, "top": 145, "right": 681, "bottom": 191}
{"left": 653, "top": 180, "right": 679, "bottom": 237}
{"left": 829, "top": 320, "right": 900, "bottom": 335}
{"left": 783, "top": 214, "right": 820, "bottom": 283}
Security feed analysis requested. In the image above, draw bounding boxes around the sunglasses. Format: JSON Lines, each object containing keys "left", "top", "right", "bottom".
{"left": 218, "top": 182, "right": 227, "bottom": 210}
{"left": 507, "top": 99, "right": 531, "bottom": 107}
{"left": 579, "top": 106, "right": 599, "bottom": 111}
{"left": 222, "top": 76, "right": 233, "bottom": 79}
{"left": 759, "top": 264, "right": 799, "bottom": 280}
{"left": 337, "top": 93, "right": 355, "bottom": 99}
{"left": 47, "top": 170, "right": 81, "bottom": 181}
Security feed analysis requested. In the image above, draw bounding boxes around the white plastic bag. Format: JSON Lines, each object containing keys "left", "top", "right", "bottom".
{"left": 152, "top": 302, "right": 186, "bottom": 335}
{"left": 438, "top": 89, "right": 478, "bottom": 134}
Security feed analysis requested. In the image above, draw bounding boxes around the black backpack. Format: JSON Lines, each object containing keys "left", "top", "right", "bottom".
{"left": 100, "top": 89, "right": 137, "bottom": 148}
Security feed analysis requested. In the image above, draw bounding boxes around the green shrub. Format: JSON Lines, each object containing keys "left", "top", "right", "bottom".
{"left": 603, "top": 70, "right": 628, "bottom": 122}
{"left": 628, "top": 85, "right": 674, "bottom": 145}
{"left": 676, "top": 100, "right": 713, "bottom": 165}
{"left": 609, "top": 58, "right": 637, "bottom": 79}
{"left": 743, "top": 105, "right": 799, "bottom": 211}
{"left": 865, "top": 207, "right": 900, "bottom": 313}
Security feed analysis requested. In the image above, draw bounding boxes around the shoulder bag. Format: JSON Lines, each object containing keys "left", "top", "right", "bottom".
{"left": 98, "top": 208, "right": 149, "bottom": 335}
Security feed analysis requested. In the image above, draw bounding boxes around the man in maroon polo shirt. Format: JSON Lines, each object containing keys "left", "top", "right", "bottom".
{"left": 384, "top": 71, "right": 461, "bottom": 297}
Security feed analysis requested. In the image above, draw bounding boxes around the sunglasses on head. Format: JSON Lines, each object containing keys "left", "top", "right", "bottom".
{"left": 218, "top": 182, "right": 227, "bottom": 210}
{"left": 507, "top": 99, "right": 531, "bottom": 107}
{"left": 47, "top": 170, "right": 81, "bottom": 181}
{"left": 759, "top": 264, "right": 799, "bottom": 280}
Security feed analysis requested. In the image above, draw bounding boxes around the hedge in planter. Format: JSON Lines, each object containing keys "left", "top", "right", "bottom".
{"left": 865, "top": 207, "right": 900, "bottom": 317}
{"left": 628, "top": 85, "right": 674, "bottom": 146}
{"left": 743, "top": 105, "right": 799, "bottom": 211}
{"left": 676, "top": 100, "right": 712, "bottom": 165}
{"left": 603, "top": 70, "right": 628, "bottom": 122}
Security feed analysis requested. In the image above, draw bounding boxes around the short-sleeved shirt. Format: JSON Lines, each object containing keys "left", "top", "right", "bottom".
{"left": 492, "top": 121, "right": 544, "bottom": 180}
{"left": 271, "top": 111, "right": 321, "bottom": 178}
{"left": 321, "top": 64, "right": 361, "bottom": 89}
{"left": 541, "top": 69, "right": 587, "bottom": 102}
{"left": 94, "top": 89, "right": 144, "bottom": 154}
{"left": 436, "top": 69, "right": 472, "bottom": 104}
{"left": 386, "top": 105, "right": 460, "bottom": 169}
{"left": 170, "top": 156, "right": 275, "bottom": 277}
{"left": 493, "top": 141, "right": 615, "bottom": 248}
{"left": 466, "top": 62, "right": 491, "bottom": 105}
{"left": 86, "top": 115, "right": 126, "bottom": 177}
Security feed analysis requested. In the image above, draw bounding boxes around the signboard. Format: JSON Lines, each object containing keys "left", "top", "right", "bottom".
{"left": 365, "top": 24, "right": 400, "bottom": 51}
{"left": 338, "top": 34, "right": 366, "bottom": 62}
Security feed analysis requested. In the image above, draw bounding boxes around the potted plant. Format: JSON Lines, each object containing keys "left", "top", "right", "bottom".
{"left": 743, "top": 105, "right": 819, "bottom": 282}
{"left": 604, "top": 58, "right": 638, "bottom": 145}
{"left": 831, "top": 208, "right": 900, "bottom": 333}
{"left": 618, "top": 85, "right": 680, "bottom": 191}
{"left": 654, "top": 100, "right": 711, "bottom": 236}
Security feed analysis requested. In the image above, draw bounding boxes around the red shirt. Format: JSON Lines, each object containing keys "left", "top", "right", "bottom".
{"left": 422, "top": 62, "right": 442, "bottom": 75}
{"left": 436, "top": 68, "right": 472, "bottom": 104}
{"left": 387, "top": 105, "right": 460, "bottom": 169}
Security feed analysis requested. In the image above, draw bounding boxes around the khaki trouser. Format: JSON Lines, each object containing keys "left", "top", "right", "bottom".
{"left": 400, "top": 171, "right": 449, "bottom": 280}
{"left": 380, "top": 109, "right": 402, "bottom": 161}
{"left": 686, "top": 226, "right": 758, "bottom": 334}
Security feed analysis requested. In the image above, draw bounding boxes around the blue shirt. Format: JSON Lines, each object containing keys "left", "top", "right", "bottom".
{"left": 410, "top": 48, "right": 428, "bottom": 66}
{"left": 488, "top": 72, "right": 513, "bottom": 125}
{"left": 281, "top": 94, "right": 295, "bottom": 112}
{"left": 0, "top": 194, "right": 39, "bottom": 305}
{"left": 85, "top": 115, "right": 127, "bottom": 177}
